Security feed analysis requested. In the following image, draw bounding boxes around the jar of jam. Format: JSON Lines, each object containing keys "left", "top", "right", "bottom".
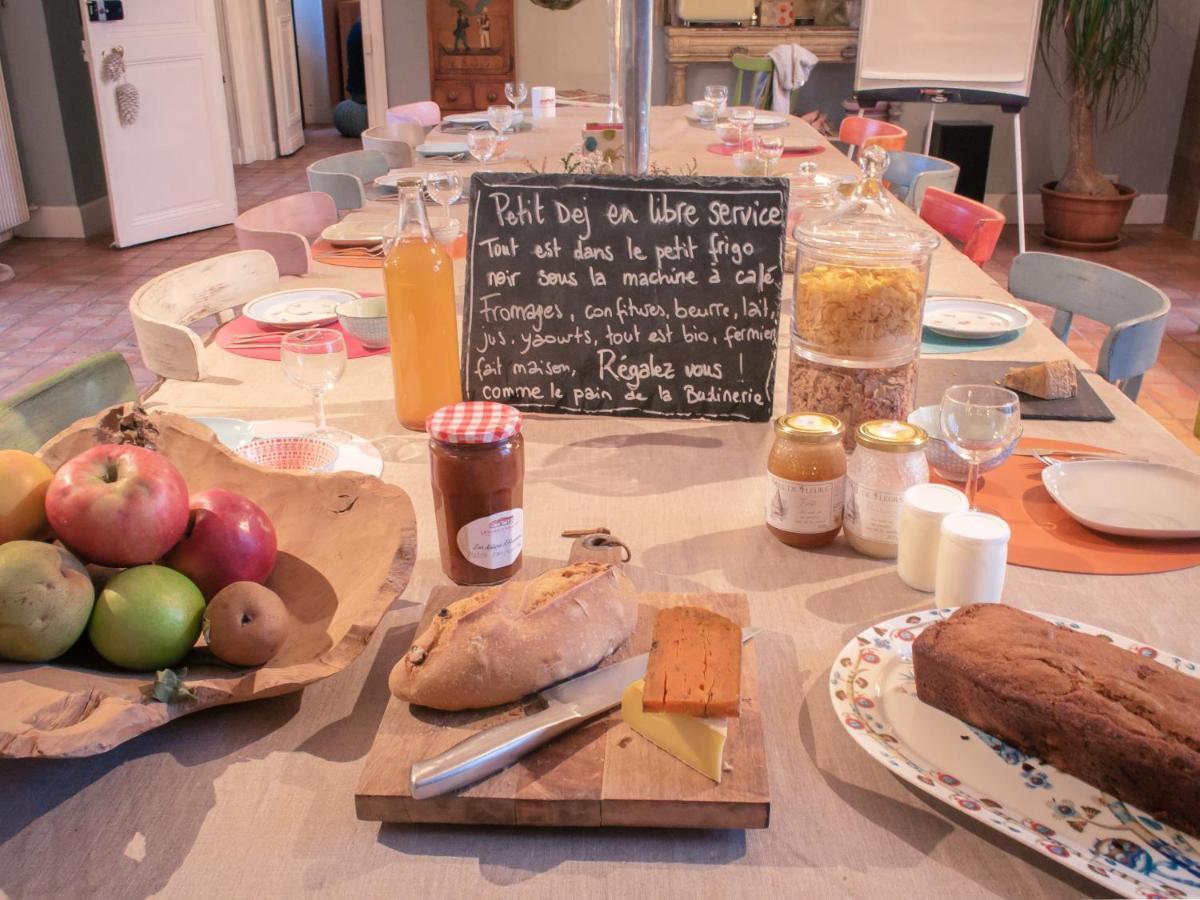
{"left": 765, "top": 412, "right": 847, "bottom": 548}
{"left": 844, "top": 419, "right": 929, "bottom": 559}
{"left": 427, "top": 401, "right": 525, "bottom": 585}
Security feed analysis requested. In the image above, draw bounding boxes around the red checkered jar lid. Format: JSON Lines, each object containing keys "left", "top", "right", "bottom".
{"left": 426, "top": 401, "right": 524, "bottom": 444}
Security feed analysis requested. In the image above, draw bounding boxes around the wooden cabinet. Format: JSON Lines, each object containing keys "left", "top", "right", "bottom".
{"left": 427, "top": 0, "right": 515, "bottom": 113}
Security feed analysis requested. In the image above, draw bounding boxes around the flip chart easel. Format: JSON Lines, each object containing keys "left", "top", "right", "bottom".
{"left": 853, "top": 0, "right": 1043, "bottom": 253}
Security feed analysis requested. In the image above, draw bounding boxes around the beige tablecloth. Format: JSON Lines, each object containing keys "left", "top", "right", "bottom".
{"left": 2, "top": 107, "right": 1196, "bottom": 900}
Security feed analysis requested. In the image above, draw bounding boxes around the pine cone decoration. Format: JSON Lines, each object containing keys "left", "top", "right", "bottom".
{"left": 116, "top": 82, "right": 140, "bottom": 127}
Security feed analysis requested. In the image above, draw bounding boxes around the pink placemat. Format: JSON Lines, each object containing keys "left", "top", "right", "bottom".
{"left": 216, "top": 312, "right": 389, "bottom": 361}
{"left": 706, "top": 143, "right": 825, "bottom": 158}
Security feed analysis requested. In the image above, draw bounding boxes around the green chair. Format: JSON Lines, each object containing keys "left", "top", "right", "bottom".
{"left": 0, "top": 352, "right": 138, "bottom": 453}
{"left": 732, "top": 54, "right": 774, "bottom": 110}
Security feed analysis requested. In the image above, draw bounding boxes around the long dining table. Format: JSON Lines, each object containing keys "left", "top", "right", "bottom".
{"left": 2, "top": 105, "right": 1197, "bottom": 900}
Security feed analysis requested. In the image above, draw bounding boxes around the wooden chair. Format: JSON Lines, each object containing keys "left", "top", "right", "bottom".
{"left": 0, "top": 352, "right": 138, "bottom": 452}
{"left": 234, "top": 192, "right": 338, "bottom": 276}
{"left": 838, "top": 116, "right": 907, "bottom": 161}
{"left": 919, "top": 187, "right": 1005, "bottom": 266}
{"left": 306, "top": 149, "right": 390, "bottom": 211}
{"left": 731, "top": 54, "right": 774, "bottom": 110}
{"left": 1009, "top": 252, "right": 1170, "bottom": 402}
{"left": 361, "top": 122, "right": 421, "bottom": 168}
{"left": 129, "top": 250, "right": 280, "bottom": 382}
{"left": 884, "top": 150, "right": 960, "bottom": 211}
{"left": 386, "top": 100, "right": 441, "bottom": 129}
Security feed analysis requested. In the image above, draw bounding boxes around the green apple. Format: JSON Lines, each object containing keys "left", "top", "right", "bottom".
{"left": 89, "top": 566, "right": 205, "bottom": 671}
{"left": 0, "top": 541, "right": 95, "bottom": 662}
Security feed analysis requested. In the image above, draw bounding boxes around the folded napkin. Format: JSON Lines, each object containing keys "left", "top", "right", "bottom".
{"left": 767, "top": 44, "right": 819, "bottom": 115}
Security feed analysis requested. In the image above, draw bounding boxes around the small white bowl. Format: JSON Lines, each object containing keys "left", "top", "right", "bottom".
{"left": 732, "top": 150, "right": 770, "bottom": 176}
{"left": 236, "top": 436, "right": 338, "bottom": 473}
{"left": 907, "top": 405, "right": 1021, "bottom": 482}
{"left": 714, "top": 121, "right": 744, "bottom": 146}
{"left": 428, "top": 216, "right": 461, "bottom": 245}
{"left": 336, "top": 297, "right": 389, "bottom": 349}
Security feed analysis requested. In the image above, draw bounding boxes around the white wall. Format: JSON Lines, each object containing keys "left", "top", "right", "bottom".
{"left": 294, "top": 0, "right": 332, "bottom": 123}
{"left": 383, "top": 0, "right": 430, "bottom": 105}
{"left": 514, "top": 1, "right": 609, "bottom": 94}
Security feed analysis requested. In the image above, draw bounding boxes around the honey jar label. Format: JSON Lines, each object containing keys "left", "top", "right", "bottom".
{"left": 457, "top": 508, "right": 524, "bottom": 569}
{"left": 844, "top": 478, "right": 904, "bottom": 543}
{"left": 765, "top": 473, "right": 845, "bottom": 534}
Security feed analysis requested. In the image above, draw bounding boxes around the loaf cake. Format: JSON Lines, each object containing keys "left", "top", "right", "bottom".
{"left": 913, "top": 604, "right": 1200, "bottom": 836}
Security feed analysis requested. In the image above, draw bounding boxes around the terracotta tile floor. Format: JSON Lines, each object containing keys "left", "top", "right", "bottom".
{"left": 0, "top": 127, "right": 1197, "bottom": 454}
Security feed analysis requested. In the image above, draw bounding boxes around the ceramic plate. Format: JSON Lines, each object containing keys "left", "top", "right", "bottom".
{"left": 753, "top": 112, "right": 787, "bottom": 128}
{"left": 443, "top": 110, "right": 524, "bottom": 126}
{"left": 923, "top": 298, "right": 1033, "bottom": 339}
{"left": 415, "top": 141, "right": 469, "bottom": 158}
{"left": 319, "top": 218, "right": 391, "bottom": 247}
{"left": 831, "top": 608, "right": 1200, "bottom": 899}
{"left": 242, "top": 288, "right": 357, "bottom": 330}
{"left": 192, "top": 417, "right": 384, "bottom": 477}
{"left": 1041, "top": 460, "right": 1200, "bottom": 539}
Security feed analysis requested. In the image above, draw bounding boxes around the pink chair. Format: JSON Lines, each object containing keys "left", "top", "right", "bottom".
{"left": 386, "top": 101, "right": 441, "bottom": 129}
{"left": 234, "top": 192, "right": 338, "bottom": 276}
{"left": 919, "top": 187, "right": 1006, "bottom": 266}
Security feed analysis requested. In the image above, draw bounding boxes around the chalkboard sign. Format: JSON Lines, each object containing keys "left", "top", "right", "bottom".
{"left": 462, "top": 172, "right": 788, "bottom": 421}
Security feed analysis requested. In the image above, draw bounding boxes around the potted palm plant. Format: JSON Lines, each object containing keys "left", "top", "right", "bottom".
{"left": 1038, "top": 0, "right": 1157, "bottom": 249}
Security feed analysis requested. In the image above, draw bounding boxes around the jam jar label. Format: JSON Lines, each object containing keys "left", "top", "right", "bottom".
{"left": 844, "top": 478, "right": 904, "bottom": 543}
{"left": 766, "top": 473, "right": 844, "bottom": 533}
{"left": 457, "top": 508, "right": 524, "bottom": 569}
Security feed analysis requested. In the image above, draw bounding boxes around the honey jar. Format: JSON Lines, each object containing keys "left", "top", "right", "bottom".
{"left": 765, "top": 412, "right": 847, "bottom": 548}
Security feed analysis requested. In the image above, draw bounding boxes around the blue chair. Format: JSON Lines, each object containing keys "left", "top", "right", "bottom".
{"left": 1008, "top": 252, "right": 1170, "bottom": 402}
{"left": 884, "top": 151, "right": 960, "bottom": 211}
{"left": 306, "top": 149, "right": 390, "bottom": 211}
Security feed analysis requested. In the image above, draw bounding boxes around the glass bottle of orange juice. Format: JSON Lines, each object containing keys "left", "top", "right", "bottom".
{"left": 384, "top": 177, "right": 463, "bottom": 430}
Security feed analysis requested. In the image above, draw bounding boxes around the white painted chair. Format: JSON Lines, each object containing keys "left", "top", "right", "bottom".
{"left": 386, "top": 100, "right": 441, "bottom": 129}
{"left": 234, "top": 192, "right": 338, "bottom": 276}
{"left": 307, "top": 149, "right": 390, "bottom": 211}
{"left": 129, "top": 250, "right": 279, "bottom": 382}
{"left": 361, "top": 122, "right": 422, "bottom": 168}
{"left": 1009, "top": 252, "right": 1170, "bottom": 401}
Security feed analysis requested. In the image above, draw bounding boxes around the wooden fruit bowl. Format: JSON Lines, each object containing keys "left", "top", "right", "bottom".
{"left": 0, "top": 408, "right": 416, "bottom": 758}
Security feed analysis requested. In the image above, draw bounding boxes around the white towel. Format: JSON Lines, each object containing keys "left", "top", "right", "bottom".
{"left": 767, "top": 44, "right": 819, "bottom": 115}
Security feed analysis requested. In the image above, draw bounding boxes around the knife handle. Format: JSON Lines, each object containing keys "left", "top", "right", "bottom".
{"left": 410, "top": 704, "right": 590, "bottom": 800}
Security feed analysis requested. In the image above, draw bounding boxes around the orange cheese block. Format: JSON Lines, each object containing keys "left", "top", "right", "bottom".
{"left": 642, "top": 606, "right": 741, "bottom": 718}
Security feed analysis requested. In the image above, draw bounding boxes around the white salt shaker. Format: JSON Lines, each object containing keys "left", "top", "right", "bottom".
{"left": 897, "top": 484, "right": 969, "bottom": 592}
{"left": 934, "top": 512, "right": 1012, "bottom": 605}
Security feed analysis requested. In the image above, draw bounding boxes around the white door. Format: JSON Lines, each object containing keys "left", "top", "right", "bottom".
{"left": 264, "top": 0, "right": 305, "bottom": 156}
{"left": 78, "top": 0, "right": 238, "bottom": 247}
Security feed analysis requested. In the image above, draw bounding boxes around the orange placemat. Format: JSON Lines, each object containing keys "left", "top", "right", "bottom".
{"left": 312, "top": 235, "right": 466, "bottom": 268}
{"left": 933, "top": 437, "right": 1200, "bottom": 575}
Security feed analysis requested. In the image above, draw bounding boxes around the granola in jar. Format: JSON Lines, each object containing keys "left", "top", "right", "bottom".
{"left": 793, "top": 262, "right": 926, "bottom": 359}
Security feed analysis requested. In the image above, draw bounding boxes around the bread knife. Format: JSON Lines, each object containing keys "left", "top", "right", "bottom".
{"left": 409, "top": 627, "right": 761, "bottom": 800}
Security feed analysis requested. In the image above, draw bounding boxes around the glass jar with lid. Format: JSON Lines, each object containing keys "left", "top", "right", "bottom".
{"left": 844, "top": 419, "right": 929, "bottom": 559}
{"left": 789, "top": 146, "right": 940, "bottom": 445}
{"left": 765, "top": 412, "right": 847, "bottom": 549}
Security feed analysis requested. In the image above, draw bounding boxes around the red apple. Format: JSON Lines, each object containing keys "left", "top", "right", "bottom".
{"left": 45, "top": 445, "right": 190, "bottom": 567}
{"left": 164, "top": 489, "right": 277, "bottom": 599}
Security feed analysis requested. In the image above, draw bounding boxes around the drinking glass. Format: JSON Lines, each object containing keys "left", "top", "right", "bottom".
{"left": 754, "top": 134, "right": 784, "bottom": 170}
{"left": 467, "top": 128, "right": 500, "bottom": 163}
{"left": 693, "top": 99, "right": 717, "bottom": 126}
{"left": 281, "top": 328, "right": 350, "bottom": 443}
{"left": 731, "top": 105, "right": 756, "bottom": 148}
{"left": 505, "top": 81, "right": 527, "bottom": 111}
{"left": 424, "top": 171, "right": 463, "bottom": 220}
{"left": 487, "top": 104, "right": 515, "bottom": 136}
{"left": 704, "top": 84, "right": 729, "bottom": 114}
{"left": 940, "top": 384, "right": 1022, "bottom": 510}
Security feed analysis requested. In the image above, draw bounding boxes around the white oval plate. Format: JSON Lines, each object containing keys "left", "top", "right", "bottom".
{"left": 832, "top": 607, "right": 1200, "bottom": 900}
{"left": 319, "top": 217, "right": 391, "bottom": 247}
{"left": 415, "top": 141, "right": 469, "bottom": 157}
{"left": 242, "top": 288, "right": 358, "bottom": 331}
{"left": 191, "top": 416, "right": 254, "bottom": 449}
{"left": 1041, "top": 459, "right": 1200, "bottom": 538}
{"left": 753, "top": 112, "right": 787, "bottom": 128}
{"left": 443, "top": 109, "right": 523, "bottom": 126}
{"left": 923, "top": 298, "right": 1033, "bottom": 340}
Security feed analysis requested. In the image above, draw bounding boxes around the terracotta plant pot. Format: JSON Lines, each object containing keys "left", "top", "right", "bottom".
{"left": 1040, "top": 181, "right": 1138, "bottom": 250}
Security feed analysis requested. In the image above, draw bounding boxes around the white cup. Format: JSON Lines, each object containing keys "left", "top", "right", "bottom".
{"left": 531, "top": 86, "right": 556, "bottom": 117}
{"left": 934, "top": 512, "right": 1012, "bottom": 605}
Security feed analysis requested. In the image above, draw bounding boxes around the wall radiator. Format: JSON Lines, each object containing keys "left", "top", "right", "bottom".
{"left": 0, "top": 55, "right": 30, "bottom": 233}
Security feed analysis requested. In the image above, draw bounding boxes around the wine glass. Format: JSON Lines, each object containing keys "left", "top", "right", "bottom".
{"left": 754, "top": 134, "right": 784, "bottom": 171}
{"left": 487, "top": 104, "right": 515, "bottom": 136}
{"left": 281, "top": 328, "right": 350, "bottom": 443}
{"left": 731, "top": 105, "right": 756, "bottom": 148}
{"left": 704, "top": 84, "right": 729, "bottom": 114}
{"left": 424, "top": 171, "right": 462, "bottom": 221}
{"left": 940, "top": 384, "right": 1022, "bottom": 510}
{"left": 467, "top": 128, "right": 500, "bottom": 163}
{"left": 505, "top": 81, "right": 527, "bottom": 111}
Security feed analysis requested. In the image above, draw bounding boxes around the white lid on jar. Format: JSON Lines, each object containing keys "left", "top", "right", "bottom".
{"left": 940, "top": 511, "right": 1012, "bottom": 548}
{"left": 903, "top": 483, "right": 969, "bottom": 519}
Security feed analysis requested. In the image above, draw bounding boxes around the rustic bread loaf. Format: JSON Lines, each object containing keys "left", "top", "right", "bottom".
{"left": 999, "top": 359, "right": 1077, "bottom": 400}
{"left": 389, "top": 562, "right": 637, "bottom": 710}
{"left": 914, "top": 603, "right": 1200, "bottom": 836}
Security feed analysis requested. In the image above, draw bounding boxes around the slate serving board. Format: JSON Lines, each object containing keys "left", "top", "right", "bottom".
{"left": 917, "top": 358, "right": 1115, "bottom": 422}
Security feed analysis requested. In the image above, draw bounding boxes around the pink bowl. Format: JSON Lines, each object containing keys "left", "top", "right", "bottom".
{"left": 236, "top": 436, "right": 338, "bottom": 473}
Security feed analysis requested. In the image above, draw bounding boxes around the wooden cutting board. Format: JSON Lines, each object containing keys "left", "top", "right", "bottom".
{"left": 355, "top": 590, "right": 769, "bottom": 828}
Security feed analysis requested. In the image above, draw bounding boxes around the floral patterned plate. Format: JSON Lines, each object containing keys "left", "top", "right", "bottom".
{"left": 830, "top": 607, "right": 1200, "bottom": 899}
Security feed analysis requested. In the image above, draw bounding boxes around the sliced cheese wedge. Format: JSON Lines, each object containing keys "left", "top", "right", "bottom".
{"left": 621, "top": 679, "right": 728, "bottom": 782}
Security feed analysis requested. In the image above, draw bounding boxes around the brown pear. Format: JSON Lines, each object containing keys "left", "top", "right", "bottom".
{"left": 205, "top": 582, "right": 289, "bottom": 667}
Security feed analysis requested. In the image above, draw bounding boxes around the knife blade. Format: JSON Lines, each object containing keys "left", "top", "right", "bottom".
{"left": 409, "top": 627, "right": 761, "bottom": 800}
{"left": 1013, "top": 448, "right": 1145, "bottom": 461}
